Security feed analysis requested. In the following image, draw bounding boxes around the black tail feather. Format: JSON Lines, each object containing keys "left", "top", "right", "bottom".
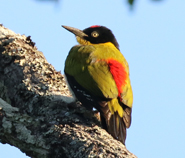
{"left": 100, "top": 103, "right": 131, "bottom": 145}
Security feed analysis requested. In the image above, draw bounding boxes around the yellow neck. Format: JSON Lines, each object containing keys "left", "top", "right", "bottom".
{"left": 76, "top": 36, "right": 91, "bottom": 45}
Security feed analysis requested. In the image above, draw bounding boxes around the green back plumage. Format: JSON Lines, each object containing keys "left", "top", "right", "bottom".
{"left": 65, "top": 42, "right": 130, "bottom": 100}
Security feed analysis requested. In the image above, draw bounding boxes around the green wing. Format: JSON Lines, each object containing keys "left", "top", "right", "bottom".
{"left": 65, "top": 45, "right": 118, "bottom": 99}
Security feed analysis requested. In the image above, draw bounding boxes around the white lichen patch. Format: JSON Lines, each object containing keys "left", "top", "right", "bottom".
{"left": 0, "top": 98, "right": 19, "bottom": 114}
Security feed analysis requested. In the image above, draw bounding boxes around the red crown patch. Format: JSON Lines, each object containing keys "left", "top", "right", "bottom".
{"left": 90, "top": 25, "right": 101, "bottom": 28}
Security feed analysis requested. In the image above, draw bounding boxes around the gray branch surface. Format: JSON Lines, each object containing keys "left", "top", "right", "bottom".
{"left": 0, "top": 24, "right": 137, "bottom": 158}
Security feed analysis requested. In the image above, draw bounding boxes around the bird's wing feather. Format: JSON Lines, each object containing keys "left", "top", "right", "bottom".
{"left": 65, "top": 45, "right": 119, "bottom": 99}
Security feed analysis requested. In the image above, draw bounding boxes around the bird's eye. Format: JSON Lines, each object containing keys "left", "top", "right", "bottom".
{"left": 91, "top": 31, "right": 99, "bottom": 38}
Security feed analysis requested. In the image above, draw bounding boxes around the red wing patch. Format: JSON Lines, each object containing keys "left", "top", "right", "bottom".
{"left": 90, "top": 25, "right": 101, "bottom": 28}
{"left": 107, "top": 59, "right": 127, "bottom": 98}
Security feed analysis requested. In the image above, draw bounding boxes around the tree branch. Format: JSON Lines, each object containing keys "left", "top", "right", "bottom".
{"left": 0, "top": 24, "right": 137, "bottom": 158}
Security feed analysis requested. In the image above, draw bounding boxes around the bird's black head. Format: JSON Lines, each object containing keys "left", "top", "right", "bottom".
{"left": 82, "top": 25, "right": 119, "bottom": 49}
{"left": 62, "top": 25, "right": 119, "bottom": 50}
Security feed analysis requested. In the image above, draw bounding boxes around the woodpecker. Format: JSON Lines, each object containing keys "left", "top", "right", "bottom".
{"left": 62, "top": 25, "right": 133, "bottom": 145}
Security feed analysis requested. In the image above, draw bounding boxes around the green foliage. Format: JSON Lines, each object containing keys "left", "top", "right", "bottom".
{"left": 128, "top": 0, "right": 134, "bottom": 6}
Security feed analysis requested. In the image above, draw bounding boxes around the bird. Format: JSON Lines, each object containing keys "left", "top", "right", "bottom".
{"left": 62, "top": 25, "right": 133, "bottom": 145}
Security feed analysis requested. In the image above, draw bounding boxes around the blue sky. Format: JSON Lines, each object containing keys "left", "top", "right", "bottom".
{"left": 1, "top": 0, "right": 185, "bottom": 157}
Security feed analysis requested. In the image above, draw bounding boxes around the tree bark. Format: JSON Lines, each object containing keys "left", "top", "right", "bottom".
{"left": 0, "top": 24, "right": 137, "bottom": 158}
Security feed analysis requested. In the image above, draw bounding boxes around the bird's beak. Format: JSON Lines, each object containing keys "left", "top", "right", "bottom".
{"left": 62, "top": 25, "right": 88, "bottom": 38}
